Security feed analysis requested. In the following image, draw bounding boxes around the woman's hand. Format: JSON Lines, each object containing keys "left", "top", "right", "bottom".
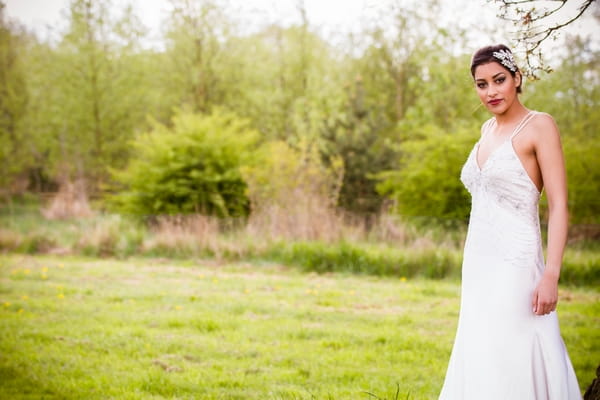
{"left": 532, "top": 272, "right": 559, "bottom": 315}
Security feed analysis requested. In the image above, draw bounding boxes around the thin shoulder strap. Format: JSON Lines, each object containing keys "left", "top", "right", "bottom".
{"left": 481, "top": 118, "right": 495, "bottom": 138}
{"left": 510, "top": 111, "right": 537, "bottom": 139}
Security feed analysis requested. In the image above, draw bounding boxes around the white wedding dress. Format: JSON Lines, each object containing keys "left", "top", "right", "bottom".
{"left": 439, "top": 111, "right": 582, "bottom": 399}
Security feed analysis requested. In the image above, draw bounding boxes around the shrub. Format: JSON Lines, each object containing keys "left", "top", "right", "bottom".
{"left": 562, "top": 136, "right": 600, "bottom": 224}
{"left": 241, "top": 140, "right": 344, "bottom": 241}
{"left": 109, "top": 109, "right": 259, "bottom": 217}
{"left": 376, "top": 124, "right": 474, "bottom": 222}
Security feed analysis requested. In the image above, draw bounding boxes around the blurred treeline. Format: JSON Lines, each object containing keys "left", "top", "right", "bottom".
{"left": 0, "top": 0, "right": 598, "bottom": 227}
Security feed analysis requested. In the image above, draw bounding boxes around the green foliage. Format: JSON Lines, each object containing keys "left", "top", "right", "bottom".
{"left": 0, "top": 0, "right": 598, "bottom": 234}
{"left": 360, "top": 45, "right": 484, "bottom": 219}
{"left": 110, "top": 110, "right": 259, "bottom": 217}
{"left": 242, "top": 140, "right": 343, "bottom": 212}
{"left": 161, "top": 0, "right": 229, "bottom": 114}
{"left": 562, "top": 136, "right": 600, "bottom": 224}
{"left": 240, "top": 140, "right": 345, "bottom": 241}
{"left": 321, "top": 77, "right": 398, "bottom": 214}
{"left": 377, "top": 125, "right": 475, "bottom": 221}
{"left": 524, "top": 36, "right": 600, "bottom": 224}
{"left": 6, "top": 0, "right": 152, "bottom": 192}
{"left": 0, "top": 7, "right": 30, "bottom": 192}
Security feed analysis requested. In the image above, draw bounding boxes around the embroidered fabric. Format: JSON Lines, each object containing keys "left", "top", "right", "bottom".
{"left": 439, "top": 111, "right": 582, "bottom": 399}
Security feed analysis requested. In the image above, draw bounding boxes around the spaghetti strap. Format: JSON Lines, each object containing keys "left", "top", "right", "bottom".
{"left": 481, "top": 118, "right": 495, "bottom": 138}
{"left": 510, "top": 111, "right": 537, "bottom": 139}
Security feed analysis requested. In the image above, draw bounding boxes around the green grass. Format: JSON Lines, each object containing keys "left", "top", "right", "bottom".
{"left": 0, "top": 255, "right": 598, "bottom": 399}
{"left": 266, "top": 241, "right": 461, "bottom": 279}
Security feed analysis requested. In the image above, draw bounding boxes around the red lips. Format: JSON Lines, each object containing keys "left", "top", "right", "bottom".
{"left": 488, "top": 99, "right": 502, "bottom": 106}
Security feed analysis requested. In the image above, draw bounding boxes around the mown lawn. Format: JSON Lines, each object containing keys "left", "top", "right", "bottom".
{"left": 0, "top": 255, "right": 598, "bottom": 399}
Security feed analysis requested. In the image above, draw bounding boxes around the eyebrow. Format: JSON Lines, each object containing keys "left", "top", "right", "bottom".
{"left": 476, "top": 72, "right": 505, "bottom": 82}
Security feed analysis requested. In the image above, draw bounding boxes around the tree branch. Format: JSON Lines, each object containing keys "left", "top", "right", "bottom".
{"left": 491, "top": 0, "right": 597, "bottom": 78}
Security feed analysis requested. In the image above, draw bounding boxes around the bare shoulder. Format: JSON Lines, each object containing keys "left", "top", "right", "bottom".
{"left": 530, "top": 112, "right": 560, "bottom": 140}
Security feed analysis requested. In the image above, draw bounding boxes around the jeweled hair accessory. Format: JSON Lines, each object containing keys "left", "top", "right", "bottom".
{"left": 492, "top": 49, "right": 517, "bottom": 72}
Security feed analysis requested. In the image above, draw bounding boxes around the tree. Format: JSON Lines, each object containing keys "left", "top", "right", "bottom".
{"left": 25, "top": 0, "right": 150, "bottom": 193}
{"left": 320, "top": 76, "right": 398, "bottom": 215}
{"left": 0, "top": 2, "right": 30, "bottom": 196}
{"left": 161, "top": 0, "right": 229, "bottom": 114}
{"left": 492, "top": 0, "right": 599, "bottom": 77}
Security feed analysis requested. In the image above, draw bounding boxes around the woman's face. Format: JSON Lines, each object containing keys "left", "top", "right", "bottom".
{"left": 473, "top": 62, "right": 521, "bottom": 114}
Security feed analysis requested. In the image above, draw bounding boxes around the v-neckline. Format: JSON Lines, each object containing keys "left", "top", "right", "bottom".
{"left": 475, "top": 111, "right": 532, "bottom": 171}
{"left": 475, "top": 139, "right": 508, "bottom": 172}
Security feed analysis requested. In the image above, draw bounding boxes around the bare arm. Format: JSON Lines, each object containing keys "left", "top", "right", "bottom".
{"left": 531, "top": 113, "right": 568, "bottom": 315}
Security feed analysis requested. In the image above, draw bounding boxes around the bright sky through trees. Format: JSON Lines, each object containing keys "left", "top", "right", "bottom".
{"left": 5, "top": 0, "right": 597, "bottom": 57}
{"left": 1, "top": 0, "right": 501, "bottom": 48}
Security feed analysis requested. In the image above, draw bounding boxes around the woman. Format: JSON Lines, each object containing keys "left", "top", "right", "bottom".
{"left": 439, "top": 44, "right": 582, "bottom": 399}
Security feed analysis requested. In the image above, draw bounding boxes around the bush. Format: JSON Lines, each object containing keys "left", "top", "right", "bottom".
{"left": 109, "top": 109, "right": 259, "bottom": 217}
{"left": 562, "top": 136, "right": 600, "bottom": 224}
{"left": 241, "top": 140, "right": 344, "bottom": 241}
{"left": 376, "top": 124, "right": 474, "bottom": 222}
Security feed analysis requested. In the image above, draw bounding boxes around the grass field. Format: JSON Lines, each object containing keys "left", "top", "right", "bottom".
{"left": 1, "top": 254, "right": 598, "bottom": 399}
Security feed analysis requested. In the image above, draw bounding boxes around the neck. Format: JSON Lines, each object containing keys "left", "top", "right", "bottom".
{"left": 494, "top": 100, "right": 529, "bottom": 126}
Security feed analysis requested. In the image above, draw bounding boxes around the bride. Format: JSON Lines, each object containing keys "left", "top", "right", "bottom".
{"left": 439, "top": 44, "right": 582, "bottom": 399}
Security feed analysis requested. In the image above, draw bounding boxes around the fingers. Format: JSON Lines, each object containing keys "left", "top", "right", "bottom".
{"left": 534, "top": 297, "right": 557, "bottom": 315}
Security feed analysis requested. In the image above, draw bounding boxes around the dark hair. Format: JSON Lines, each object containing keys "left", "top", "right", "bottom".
{"left": 471, "top": 44, "right": 522, "bottom": 93}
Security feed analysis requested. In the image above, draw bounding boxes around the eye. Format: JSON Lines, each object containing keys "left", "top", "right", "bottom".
{"left": 477, "top": 82, "right": 487, "bottom": 89}
{"left": 495, "top": 77, "right": 506, "bottom": 84}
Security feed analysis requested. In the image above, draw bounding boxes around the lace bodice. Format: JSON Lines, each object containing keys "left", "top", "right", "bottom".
{"left": 461, "top": 112, "right": 541, "bottom": 225}
{"left": 460, "top": 111, "right": 543, "bottom": 268}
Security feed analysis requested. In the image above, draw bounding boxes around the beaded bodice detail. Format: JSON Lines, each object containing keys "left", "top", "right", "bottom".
{"left": 460, "top": 111, "right": 543, "bottom": 266}
{"left": 461, "top": 112, "right": 540, "bottom": 223}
